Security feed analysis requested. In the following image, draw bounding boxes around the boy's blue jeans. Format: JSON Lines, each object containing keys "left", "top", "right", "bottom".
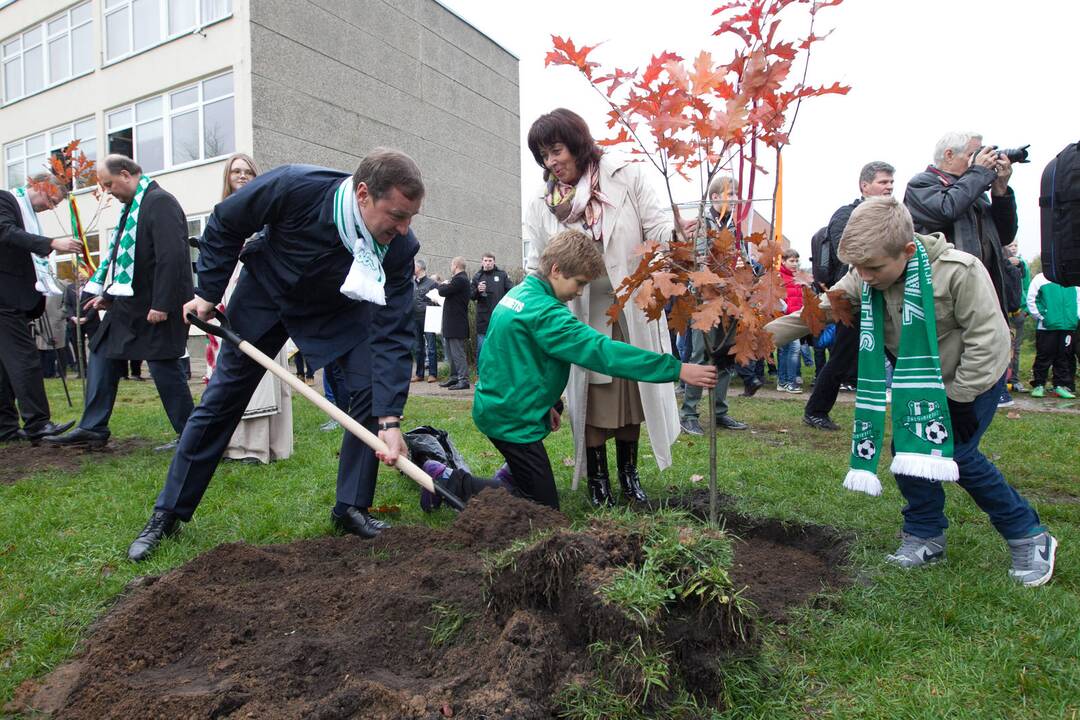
{"left": 894, "top": 379, "right": 1040, "bottom": 541}
{"left": 777, "top": 340, "right": 801, "bottom": 386}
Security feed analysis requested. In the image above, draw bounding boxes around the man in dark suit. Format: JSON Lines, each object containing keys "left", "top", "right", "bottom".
{"left": 438, "top": 256, "right": 470, "bottom": 390}
{"left": 0, "top": 173, "right": 80, "bottom": 443}
{"left": 126, "top": 149, "right": 424, "bottom": 562}
{"left": 45, "top": 155, "right": 194, "bottom": 451}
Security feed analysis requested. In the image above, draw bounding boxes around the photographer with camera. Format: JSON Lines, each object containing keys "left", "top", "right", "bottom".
{"left": 905, "top": 132, "right": 1025, "bottom": 407}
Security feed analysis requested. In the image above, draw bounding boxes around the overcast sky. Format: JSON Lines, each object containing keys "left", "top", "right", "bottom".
{"left": 439, "top": 0, "right": 1079, "bottom": 262}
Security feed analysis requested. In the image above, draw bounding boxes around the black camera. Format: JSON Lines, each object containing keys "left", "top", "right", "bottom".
{"left": 981, "top": 144, "right": 1031, "bottom": 164}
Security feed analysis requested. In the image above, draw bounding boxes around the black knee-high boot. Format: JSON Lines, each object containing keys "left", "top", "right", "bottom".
{"left": 586, "top": 445, "right": 614, "bottom": 508}
{"left": 615, "top": 439, "right": 648, "bottom": 504}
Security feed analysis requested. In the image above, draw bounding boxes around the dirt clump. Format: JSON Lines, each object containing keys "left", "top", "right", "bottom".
{"left": 0, "top": 437, "right": 151, "bottom": 485}
{"left": 9, "top": 489, "right": 848, "bottom": 719}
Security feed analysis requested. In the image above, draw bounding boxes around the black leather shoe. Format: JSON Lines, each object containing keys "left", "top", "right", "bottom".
{"left": 438, "top": 379, "right": 456, "bottom": 387}
{"left": 715, "top": 415, "right": 748, "bottom": 431}
{"left": 153, "top": 437, "right": 180, "bottom": 452}
{"left": 17, "top": 420, "right": 75, "bottom": 445}
{"left": 128, "top": 510, "right": 180, "bottom": 561}
{"left": 42, "top": 427, "right": 108, "bottom": 449}
{"left": 615, "top": 440, "right": 648, "bottom": 504}
{"left": 447, "top": 381, "right": 471, "bottom": 390}
{"left": 585, "top": 445, "right": 615, "bottom": 508}
{"left": 803, "top": 413, "right": 840, "bottom": 431}
{"left": 331, "top": 506, "right": 385, "bottom": 538}
{"left": 680, "top": 417, "right": 705, "bottom": 436}
{"left": 740, "top": 377, "right": 764, "bottom": 397}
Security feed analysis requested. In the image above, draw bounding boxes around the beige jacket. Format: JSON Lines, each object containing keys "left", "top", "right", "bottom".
{"left": 525, "top": 155, "right": 680, "bottom": 485}
{"left": 767, "top": 232, "right": 1009, "bottom": 403}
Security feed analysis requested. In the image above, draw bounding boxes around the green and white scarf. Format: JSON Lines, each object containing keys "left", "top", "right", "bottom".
{"left": 86, "top": 174, "right": 151, "bottom": 297}
{"left": 844, "top": 238, "right": 958, "bottom": 496}
{"left": 333, "top": 175, "right": 389, "bottom": 305}
{"left": 12, "top": 186, "right": 64, "bottom": 297}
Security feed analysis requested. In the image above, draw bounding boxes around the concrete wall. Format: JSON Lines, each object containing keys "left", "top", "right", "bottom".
{"left": 248, "top": 0, "right": 522, "bottom": 273}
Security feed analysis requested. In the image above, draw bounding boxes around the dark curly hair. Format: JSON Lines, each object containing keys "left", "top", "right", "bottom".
{"left": 526, "top": 108, "right": 603, "bottom": 177}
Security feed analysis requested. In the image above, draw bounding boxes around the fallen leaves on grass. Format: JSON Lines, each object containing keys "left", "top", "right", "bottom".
{"left": 690, "top": 474, "right": 704, "bottom": 484}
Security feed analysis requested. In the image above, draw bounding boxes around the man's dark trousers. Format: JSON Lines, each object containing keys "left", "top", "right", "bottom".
{"left": 805, "top": 321, "right": 859, "bottom": 417}
{"left": 154, "top": 276, "right": 381, "bottom": 520}
{"left": 79, "top": 344, "right": 193, "bottom": 436}
{"left": 0, "top": 308, "right": 50, "bottom": 437}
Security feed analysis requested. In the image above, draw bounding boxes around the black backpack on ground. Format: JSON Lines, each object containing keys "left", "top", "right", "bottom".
{"left": 1040, "top": 142, "right": 1080, "bottom": 287}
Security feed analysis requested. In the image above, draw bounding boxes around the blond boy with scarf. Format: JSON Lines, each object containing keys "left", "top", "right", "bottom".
{"left": 767, "top": 197, "right": 1056, "bottom": 587}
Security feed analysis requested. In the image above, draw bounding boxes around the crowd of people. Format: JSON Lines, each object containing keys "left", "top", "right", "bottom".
{"left": 0, "top": 115, "right": 1063, "bottom": 587}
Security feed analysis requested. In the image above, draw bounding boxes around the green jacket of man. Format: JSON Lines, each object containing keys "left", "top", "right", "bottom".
{"left": 767, "top": 232, "right": 1010, "bottom": 403}
{"left": 473, "top": 274, "right": 681, "bottom": 444}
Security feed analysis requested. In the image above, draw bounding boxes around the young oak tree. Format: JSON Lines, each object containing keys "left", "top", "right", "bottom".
{"left": 546, "top": 0, "right": 855, "bottom": 524}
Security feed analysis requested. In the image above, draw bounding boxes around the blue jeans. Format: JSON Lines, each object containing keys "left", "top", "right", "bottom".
{"left": 476, "top": 333, "right": 486, "bottom": 363}
{"left": 777, "top": 340, "right": 801, "bottom": 386}
{"left": 894, "top": 379, "right": 1040, "bottom": 540}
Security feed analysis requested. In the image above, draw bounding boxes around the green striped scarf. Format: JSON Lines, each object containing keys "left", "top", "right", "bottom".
{"left": 844, "top": 238, "right": 958, "bottom": 496}
{"left": 86, "top": 174, "right": 151, "bottom": 297}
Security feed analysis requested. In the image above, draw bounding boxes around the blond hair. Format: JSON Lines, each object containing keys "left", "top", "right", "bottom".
{"left": 221, "top": 152, "right": 260, "bottom": 201}
{"left": 838, "top": 196, "right": 914, "bottom": 265}
{"left": 538, "top": 230, "right": 605, "bottom": 279}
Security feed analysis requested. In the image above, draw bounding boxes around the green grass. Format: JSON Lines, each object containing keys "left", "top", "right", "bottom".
{"left": 2, "top": 376, "right": 1079, "bottom": 718}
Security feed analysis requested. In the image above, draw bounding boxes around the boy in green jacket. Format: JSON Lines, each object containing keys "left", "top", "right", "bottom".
{"left": 766, "top": 197, "right": 1057, "bottom": 587}
{"left": 421, "top": 229, "right": 717, "bottom": 510}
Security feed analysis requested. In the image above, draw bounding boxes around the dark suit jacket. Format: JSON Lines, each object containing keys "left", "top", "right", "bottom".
{"left": 195, "top": 164, "right": 419, "bottom": 417}
{"left": 438, "top": 271, "right": 470, "bottom": 339}
{"left": 90, "top": 181, "right": 193, "bottom": 360}
{"left": 0, "top": 189, "right": 52, "bottom": 318}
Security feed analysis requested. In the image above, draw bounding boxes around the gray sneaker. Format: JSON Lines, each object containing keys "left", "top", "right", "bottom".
{"left": 885, "top": 533, "right": 946, "bottom": 568}
{"left": 1007, "top": 532, "right": 1058, "bottom": 587}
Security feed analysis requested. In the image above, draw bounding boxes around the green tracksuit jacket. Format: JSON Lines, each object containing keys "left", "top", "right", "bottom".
{"left": 473, "top": 274, "right": 682, "bottom": 444}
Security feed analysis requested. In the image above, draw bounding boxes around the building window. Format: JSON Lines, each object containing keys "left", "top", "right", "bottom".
{"left": 107, "top": 72, "right": 233, "bottom": 173}
{"left": 104, "top": 0, "right": 232, "bottom": 63}
{"left": 3, "top": 115, "right": 97, "bottom": 190}
{"left": 2, "top": 2, "right": 93, "bottom": 104}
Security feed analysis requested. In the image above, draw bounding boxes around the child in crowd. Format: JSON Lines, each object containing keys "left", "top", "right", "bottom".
{"left": 420, "top": 230, "right": 717, "bottom": 511}
{"left": 766, "top": 197, "right": 1057, "bottom": 587}
{"left": 777, "top": 248, "right": 805, "bottom": 393}
{"left": 1025, "top": 272, "right": 1079, "bottom": 399}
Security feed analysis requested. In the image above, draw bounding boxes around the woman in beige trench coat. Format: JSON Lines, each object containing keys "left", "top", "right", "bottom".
{"left": 524, "top": 108, "right": 683, "bottom": 507}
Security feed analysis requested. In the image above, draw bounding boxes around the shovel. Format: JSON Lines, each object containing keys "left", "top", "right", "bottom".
{"left": 187, "top": 311, "right": 465, "bottom": 511}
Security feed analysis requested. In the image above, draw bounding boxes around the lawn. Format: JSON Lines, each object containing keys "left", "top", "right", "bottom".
{"left": 1, "top": 376, "right": 1078, "bottom": 718}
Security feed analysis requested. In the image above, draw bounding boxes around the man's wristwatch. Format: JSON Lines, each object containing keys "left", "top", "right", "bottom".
{"left": 378, "top": 421, "right": 401, "bottom": 431}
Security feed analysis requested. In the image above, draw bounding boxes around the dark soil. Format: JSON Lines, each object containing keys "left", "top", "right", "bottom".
{"left": 0, "top": 438, "right": 151, "bottom": 485}
{"left": 9, "top": 490, "right": 850, "bottom": 719}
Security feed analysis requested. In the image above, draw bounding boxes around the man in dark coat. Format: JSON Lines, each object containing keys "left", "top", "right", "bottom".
{"left": 46, "top": 155, "right": 194, "bottom": 450}
{"left": 904, "top": 131, "right": 1017, "bottom": 316}
{"left": 0, "top": 173, "right": 80, "bottom": 443}
{"left": 126, "top": 149, "right": 424, "bottom": 562}
{"left": 803, "top": 161, "right": 894, "bottom": 432}
{"left": 412, "top": 258, "right": 439, "bottom": 381}
{"left": 63, "top": 265, "right": 101, "bottom": 377}
{"left": 438, "top": 256, "right": 470, "bottom": 390}
{"left": 470, "top": 252, "right": 514, "bottom": 359}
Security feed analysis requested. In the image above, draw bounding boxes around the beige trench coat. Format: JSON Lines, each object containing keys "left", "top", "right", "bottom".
{"left": 525, "top": 155, "right": 680, "bottom": 487}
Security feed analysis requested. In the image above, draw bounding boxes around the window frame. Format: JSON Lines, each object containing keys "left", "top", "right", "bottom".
{"left": 1, "top": 1, "right": 94, "bottom": 106}
{"left": 105, "top": 70, "right": 234, "bottom": 175}
{"left": 103, "top": 0, "right": 232, "bottom": 66}
{"left": 3, "top": 114, "right": 97, "bottom": 192}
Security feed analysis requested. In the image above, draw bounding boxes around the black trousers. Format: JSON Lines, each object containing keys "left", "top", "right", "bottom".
{"left": 153, "top": 274, "right": 383, "bottom": 521}
{"left": 79, "top": 343, "right": 194, "bottom": 436}
{"left": 1032, "top": 329, "right": 1077, "bottom": 390}
{"left": 449, "top": 437, "right": 559, "bottom": 510}
{"left": 805, "top": 321, "right": 859, "bottom": 417}
{"left": 0, "top": 308, "right": 51, "bottom": 437}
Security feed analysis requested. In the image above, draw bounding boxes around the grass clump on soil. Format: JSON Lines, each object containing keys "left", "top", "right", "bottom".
{"left": 424, "top": 602, "right": 473, "bottom": 647}
{"left": 487, "top": 511, "right": 755, "bottom": 717}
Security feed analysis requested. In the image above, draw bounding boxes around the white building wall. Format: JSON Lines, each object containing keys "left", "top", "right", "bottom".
{"left": 1, "top": 0, "right": 254, "bottom": 249}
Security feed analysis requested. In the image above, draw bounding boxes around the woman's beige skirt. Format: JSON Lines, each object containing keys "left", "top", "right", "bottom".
{"left": 585, "top": 318, "right": 644, "bottom": 429}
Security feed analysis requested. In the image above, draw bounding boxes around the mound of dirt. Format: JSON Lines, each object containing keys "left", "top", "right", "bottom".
{"left": 9, "top": 490, "right": 848, "bottom": 719}
{"left": 0, "top": 438, "right": 150, "bottom": 485}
